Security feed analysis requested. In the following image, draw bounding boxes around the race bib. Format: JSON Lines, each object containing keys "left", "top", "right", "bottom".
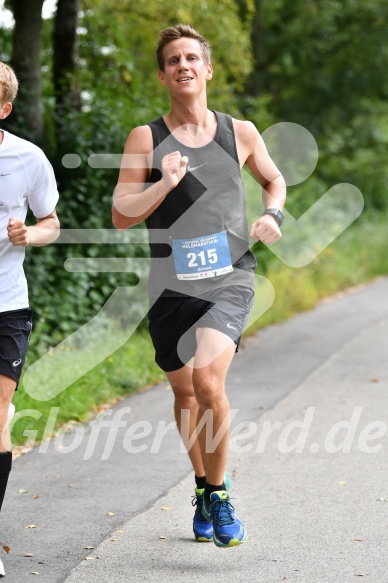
{"left": 172, "top": 231, "right": 233, "bottom": 280}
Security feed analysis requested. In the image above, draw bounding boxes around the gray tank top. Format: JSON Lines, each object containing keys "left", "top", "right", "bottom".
{"left": 146, "top": 111, "right": 256, "bottom": 298}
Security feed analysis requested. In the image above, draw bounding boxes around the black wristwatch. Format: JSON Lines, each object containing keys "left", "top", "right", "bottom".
{"left": 262, "top": 208, "right": 284, "bottom": 227}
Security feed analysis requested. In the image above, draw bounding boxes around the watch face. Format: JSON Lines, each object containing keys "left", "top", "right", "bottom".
{"left": 264, "top": 209, "right": 283, "bottom": 226}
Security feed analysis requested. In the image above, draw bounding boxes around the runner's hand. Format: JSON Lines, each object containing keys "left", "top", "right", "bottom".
{"left": 161, "top": 151, "right": 188, "bottom": 190}
{"left": 250, "top": 214, "right": 282, "bottom": 244}
{"left": 7, "top": 218, "right": 30, "bottom": 246}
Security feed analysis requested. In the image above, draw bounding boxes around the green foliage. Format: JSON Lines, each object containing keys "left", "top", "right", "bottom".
{"left": 0, "top": 21, "right": 12, "bottom": 61}
{"left": 24, "top": 99, "right": 149, "bottom": 357}
{"left": 76, "top": 0, "right": 253, "bottom": 119}
{"left": 249, "top": 0, "right": 388, "bottom": 210}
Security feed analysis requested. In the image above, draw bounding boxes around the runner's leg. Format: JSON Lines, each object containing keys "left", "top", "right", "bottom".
{"left": 192, "top": 327, "right": 236, "bottom": 486}
{"left": 165, "top": 363, "right": 205, "bottom": 478}
{"left": 0, "top": 374, "right": 16, "bottom": 511}
{"left": 192, "top": 327, "right": 248, "bottom": 547}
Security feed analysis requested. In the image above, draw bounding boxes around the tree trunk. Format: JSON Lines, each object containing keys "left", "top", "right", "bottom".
{"left": 247, "top": 0, "right": 263, "bottom": 96}
{"left": 8, "top": 0, "right": 45, "bottom": 140}
{"left": 53, "top": 0, "right": 81, "bottom": 152}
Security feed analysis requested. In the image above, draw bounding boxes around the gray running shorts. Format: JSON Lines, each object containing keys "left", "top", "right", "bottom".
{"left": 148, "top": 286, "right": 254, "bottom": 372}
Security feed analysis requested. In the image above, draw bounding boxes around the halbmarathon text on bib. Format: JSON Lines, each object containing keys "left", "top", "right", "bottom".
{"left": 172, "top": 231, "right": 233, "bottom": 280}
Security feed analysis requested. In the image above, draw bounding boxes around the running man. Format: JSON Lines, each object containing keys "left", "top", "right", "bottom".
{"left": 0, "top": 62, "right": 59, "bottom": 575}
{"left": 112, "top": 25, "right": 286, "bottom": 547}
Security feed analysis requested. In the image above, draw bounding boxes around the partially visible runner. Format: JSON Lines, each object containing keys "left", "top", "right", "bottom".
{"left": 113, "top": 25, "right": 286, "bottom": 547}
{"left": 0, "top": 62, "right": 60, "bottom": 576}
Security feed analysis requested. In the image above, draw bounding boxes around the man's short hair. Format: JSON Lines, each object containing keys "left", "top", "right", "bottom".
{"left": 0, "top": 62, "right": 18, "bottom": 105}
{"left": 156, "top": 24, "right": 211, "bottom": 71}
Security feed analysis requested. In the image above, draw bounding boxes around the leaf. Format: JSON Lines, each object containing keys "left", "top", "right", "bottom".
{"left": 25, "top": 525, "right": 36, "bottom": 529}
{"left": 24, "top": 552, "right": 34, "bottom": 557}
{"left": 377, "top": 497, "right": 388, "bottom": 502}
{"left": 338, "top": 481, "right": 346, "bottom": 486}
{"left": 84, "top": 546, "right": 94, "bottom": 550}
{"left": 84, "top": 556, "right": 94, "bottom": 561}
{"left": 159, "top": 535, "right": 166, "bottom": 539}
{"left": 2, "top": 546, "right": 10, "bottom": 554}
{"left": 354, "top": 537, "right": 363, "bottom": 542}
{"left": 110, "top": 538, "right": 117, "bottom": 542}
{"left": 19, "top": 489, "right": 28, "bottom": 494}
{"left": 161, "top": 507, "right": 172, "bottom": 511}
{"left": 106, "top": 512, "right": 116, "bottom": 516}
{"left": 31, "top": 572, "right": 40, "bottom": 575}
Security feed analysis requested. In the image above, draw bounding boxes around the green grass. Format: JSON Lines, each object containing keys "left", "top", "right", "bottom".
{"left": 12, "top": 331, "right": 164, "bottom": 448}
{"left": 11, "top": 212, "right": 388, "bottom": 447}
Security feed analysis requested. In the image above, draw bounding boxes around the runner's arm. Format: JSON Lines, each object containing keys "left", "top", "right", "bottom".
{"left": 112, "top": 125, "right": 188, "bottom": 229}
{"left": 235, "top": 120, "right": 286, "bottom": 244}
{"left": 7, "top": 210, "right": 60, "bottom": 247}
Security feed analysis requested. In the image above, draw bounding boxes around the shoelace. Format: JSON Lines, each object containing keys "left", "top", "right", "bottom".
{"left": 209, "top": 497, "right": 235, "bottom": 526}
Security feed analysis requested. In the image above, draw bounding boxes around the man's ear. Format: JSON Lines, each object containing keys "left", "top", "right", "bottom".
{"left": 158, "top": 70, "right": 166, "bottom": 86}
{"left": 0, "top": 101, "right": 12, "bottom": 120}
{"left": 206, "top": 63, "right": 213, "bottom": 81}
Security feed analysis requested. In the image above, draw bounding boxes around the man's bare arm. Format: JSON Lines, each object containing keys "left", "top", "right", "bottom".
{"left": 112, "top": 125, "right": 188, "bottom": 230}
{"left": 7, "top": 210, "right": 60, "bottom": 247}
{"left": 235, "top": 119, "right": 286, "bottom": 244}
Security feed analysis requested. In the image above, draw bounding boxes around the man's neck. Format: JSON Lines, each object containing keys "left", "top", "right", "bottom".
{"left": 165, "top": 93, "right": 213, "bottom": 128}
{"left": 163, "top": 107, "right": 217, "bottom": 147}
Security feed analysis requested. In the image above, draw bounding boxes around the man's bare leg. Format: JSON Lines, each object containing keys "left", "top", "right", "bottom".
{"left": 0, "top": 374, "right": 16, "bottom": 512}
{"left": 192, "top": 328, "right": 235, "bottom": 486}
{"left": 165, "top": 363, "right": 205, "bottom": 478}
{"left": 191, "top": 327, "right": 247, "bottom": 546}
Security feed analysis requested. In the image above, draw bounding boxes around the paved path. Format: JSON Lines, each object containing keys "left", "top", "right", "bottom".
{"left": 2, "top": 278, "right": 388, "bottom": 582}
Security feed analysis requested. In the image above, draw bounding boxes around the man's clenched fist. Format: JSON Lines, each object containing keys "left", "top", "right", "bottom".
{"left": 7, "top": 218, "right": 29, "bottom": 246}
{"left": 161, "top": 151, "right": 188, "bottom": 190}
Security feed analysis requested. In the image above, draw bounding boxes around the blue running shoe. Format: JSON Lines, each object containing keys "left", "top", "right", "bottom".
{"left": 202, "top": 491, "right": 248, "bottom": 547}
{"left": 192, "top": 487, "right": 213, "bottom": 542}
{"left": 192, "top": 473, "right": 231, "bottom": 542}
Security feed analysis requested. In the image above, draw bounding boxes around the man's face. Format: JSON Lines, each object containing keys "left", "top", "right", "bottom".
{"left": 158, "top": 38, "right": 212, "bottom": 96}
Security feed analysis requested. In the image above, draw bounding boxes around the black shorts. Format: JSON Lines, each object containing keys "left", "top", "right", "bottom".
{"left": 0, "top": 308, "right": 32, "bottom": 386}
{"left": 148, "top": 286, "right": 254, "bottom": 372}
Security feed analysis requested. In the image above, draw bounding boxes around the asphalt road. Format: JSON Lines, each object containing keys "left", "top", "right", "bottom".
{"left": 2, "top": 277, "right": 388, "bottom": 582}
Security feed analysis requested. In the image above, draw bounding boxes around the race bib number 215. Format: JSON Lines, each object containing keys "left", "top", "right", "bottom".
{"left": 172, "top": 231, "right": 233, "bottom": 280}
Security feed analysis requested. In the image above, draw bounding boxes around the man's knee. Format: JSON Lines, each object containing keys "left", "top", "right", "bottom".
{"left": 192, "top": 374, "right": 225, "bottom": 409}
{"left": 175, "top": 393, "right": 198, "bottom": 411}
{"left": 170, "top": 383, "right": 197, "bottom": 410}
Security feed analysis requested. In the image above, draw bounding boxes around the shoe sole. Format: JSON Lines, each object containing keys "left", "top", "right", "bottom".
{"left": 195, "top": 535, "right": 213, "bottom": 542}
{"left": 213, "top": 531, "right": 248, "bottom": 548}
